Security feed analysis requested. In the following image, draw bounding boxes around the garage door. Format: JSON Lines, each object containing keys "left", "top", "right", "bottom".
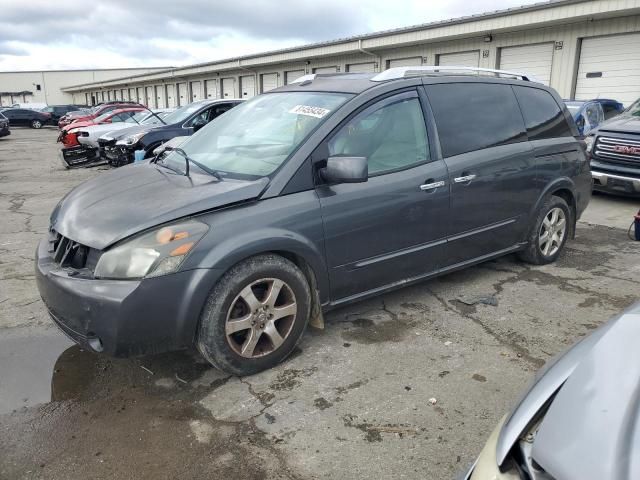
{"left": 221, "top": 78, "right": 235, "bottom": 98}
{"left": 240, "top": 75, "right": 256, "bottom": 98}
{"left": 438, "top": 51, "right": 480, "bottom": 67}
{"left": 145, "top": 87, "right": 155, "bottom": 108}
{"left": 499, "top": 43, "right": 554, "bottom": 85}
{"left": 313, "top": 66, "right": 338, "bottom": 74}
{"left": 155, "top": 86, "right": 166, "bottom": 108}
{"left": 136, "top": 88, "right": 144, "bottom": 104}
{"left": 575, "top": 33, "right": 640, "bottom": 106}
{"left": 285, "top": 70, "right": 305, "bottom": 84}
{"left": 190, "top": 81, "right": 202, "bottom": 101}
{"left": 177, "top": 83, "right": 188, "bottom": 105}
{"left": 204, "top": 79, "right": 217, "bottom": 99}
{"left": 388, "top": 57, "right": 423, "bottom": 68}
{"left": 261, "top": 73, "right": 278, "bottom": 92}
{"left": 166, "top": 85, "right": 176, "bottom": 107}
{"left": 347, "top": 62, "right": 376, "bottom": 73}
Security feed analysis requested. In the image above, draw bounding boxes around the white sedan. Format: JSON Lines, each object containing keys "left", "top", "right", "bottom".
{"left": 74, "top": 109, "right": 174, "bottom": 148}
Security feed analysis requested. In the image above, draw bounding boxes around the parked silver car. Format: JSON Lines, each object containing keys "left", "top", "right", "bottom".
{"left": 465, "top": 302, "right": 640, "bottom": 480}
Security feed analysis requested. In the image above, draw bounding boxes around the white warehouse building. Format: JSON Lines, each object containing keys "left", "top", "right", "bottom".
{"left": 0, "top": 67, "right": 170, "bottom": 106}
{"left": 48, "top": 0, "right": 640, "bottom": 107}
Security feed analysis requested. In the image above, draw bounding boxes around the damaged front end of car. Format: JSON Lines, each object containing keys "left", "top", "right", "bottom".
{"left": 465, "top": 303, "right": 640, "bottom": 480}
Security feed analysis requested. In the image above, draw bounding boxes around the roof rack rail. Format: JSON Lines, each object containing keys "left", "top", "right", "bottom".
{"left": 371, "top": 66, "right": 540, "bottom": 83}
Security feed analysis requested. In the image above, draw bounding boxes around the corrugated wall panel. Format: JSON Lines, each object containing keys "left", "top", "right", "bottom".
{"left": 65, "top": 12, "right": 640, "bottom": 104}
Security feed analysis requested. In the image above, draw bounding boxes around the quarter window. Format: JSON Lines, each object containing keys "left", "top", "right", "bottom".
{"left": 513, "top": 86, "right": 573, "bottom": 140}
{"left": 427, "top": 83, "right": 527, "bottom": 157}
{"left": 328, "top": 95, "right": 429, "bottom": 175}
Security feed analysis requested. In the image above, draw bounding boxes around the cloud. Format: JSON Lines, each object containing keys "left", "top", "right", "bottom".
{"left": 0, "top": 0, "right": 541, "bottom": 70}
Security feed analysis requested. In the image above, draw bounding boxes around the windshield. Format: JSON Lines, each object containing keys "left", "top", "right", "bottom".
{"left": 125, "top": 111, "right": 148, "bottom": 124}
{"left": 141, "top": 111, "right": 170, "bottom": 125}
{"left": 94, "top": 112, "right": 114, "bottom": 122}
{"left": 162, "top": 103, "right": 207, "bottom": 125}
{"left": 622, "top": 98, "right": 640, "bottom": 117}
{"left": 163, "top": 92, "right": 352, "bottom": 177}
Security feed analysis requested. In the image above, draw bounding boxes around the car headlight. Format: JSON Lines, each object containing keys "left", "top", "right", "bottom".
{"left": 116, "top": 131, "right": 147, "bottom": 146}
{"left": 94, "top": 220, "right": 209, "bottom": 280}
{"left": 584, "top": 135, "right": 594, "bottom": 154}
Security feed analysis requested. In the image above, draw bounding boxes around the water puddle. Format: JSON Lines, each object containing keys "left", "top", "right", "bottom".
{"left": 0, "top": 325, "right": 217, "bottom": 415}
{"left": 0, "top": 326, "right": 80, "bottom": 414}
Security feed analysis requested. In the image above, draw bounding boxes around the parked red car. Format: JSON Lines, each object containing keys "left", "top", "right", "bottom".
{"left": 58, "top": 107, "right": 146, "bottom": 148}
{"left": 58, "top": 101, "right": 144, "bottom": 129}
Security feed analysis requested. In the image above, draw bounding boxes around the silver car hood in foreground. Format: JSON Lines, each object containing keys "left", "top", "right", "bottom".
{"left": 498, "top": 302, "right": 640, "bottom": 479}
{"left": 532, "top": 305, "right": 640, "bottom": 480}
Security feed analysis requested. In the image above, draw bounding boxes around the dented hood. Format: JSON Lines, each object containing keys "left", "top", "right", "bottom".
{"left": 531, "top": 303, "right": 640, "bottom": 480}
{"left": 50, "top": 163, "right": 269, "bottom": 250}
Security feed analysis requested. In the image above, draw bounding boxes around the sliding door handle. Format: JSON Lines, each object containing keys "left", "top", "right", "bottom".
{"left": 453, "top": 174, "right": 477, "bottom": 184}
{"left": 419, "top": 180, "right": 445, "bottom": 191}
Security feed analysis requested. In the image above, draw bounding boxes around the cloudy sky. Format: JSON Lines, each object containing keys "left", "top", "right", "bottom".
{"left": 1, "top": 0, "right": 541, "bottom": 71}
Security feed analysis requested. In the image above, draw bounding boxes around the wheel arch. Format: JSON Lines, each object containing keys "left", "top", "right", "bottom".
{"left": 531, "top": 178, "right": 578, "bottom": 238}
{"left": 193, "top": 229, "right": 330, "bottom": 305}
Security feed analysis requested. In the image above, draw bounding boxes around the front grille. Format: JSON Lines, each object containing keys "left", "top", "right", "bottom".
{"left": 594, "top": 136, "right": 640, "bottom": 166}
{"left": 48, "top": 228, "right": 98, "bottom": 270}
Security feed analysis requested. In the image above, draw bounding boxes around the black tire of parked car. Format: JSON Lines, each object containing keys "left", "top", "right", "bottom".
{"left": 197, "top": 254, "right": 311, "bottom": 376}
{"left": 518, "top": 195, "right": 572, "bottom": 265}
{"left": 31, "top": 119, "right": 43, "bottom": 129}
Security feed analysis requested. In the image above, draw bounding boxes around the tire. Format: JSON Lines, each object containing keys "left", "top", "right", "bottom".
{"left": 518, "top": 195, "right": 572, "bottom": 265}
{"left": 197, "top": 254, "right": 311, "bottom": 376}
{"left": 31, "top": 119, "right": 42, "bottom": 129}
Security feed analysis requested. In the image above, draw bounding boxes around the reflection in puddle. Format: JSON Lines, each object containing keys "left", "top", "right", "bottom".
{"left": 0, "top": 325, "right": 217, "bottom": 415}
{"left": 0, "top": 327, "right": 76, "bottom": 414}
{"left": 51, "top": 347, "right": 98, "bottom": 402}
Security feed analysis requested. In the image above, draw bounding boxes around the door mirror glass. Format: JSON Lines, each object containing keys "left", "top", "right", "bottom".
{"left": 321, "top": 156, "right": 368, "bottom": 184}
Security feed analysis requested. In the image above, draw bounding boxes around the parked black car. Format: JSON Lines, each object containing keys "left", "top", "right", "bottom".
{"left": 41, "top": 104, "right": 87, "bottom": 124}
{"left": 0, "top": 112, "right": 10, "bottom": 137}
{"left": 36, "top": 68, "right": 591, "bottom": 375}
{"left": 98, "top": 99, "right": 242, "bottom": 166}
{"left": 587, "top": 97, "right": 640, "bottom": 196}
{"left": 2, "top": 108, "right": 51, "bottom": 129}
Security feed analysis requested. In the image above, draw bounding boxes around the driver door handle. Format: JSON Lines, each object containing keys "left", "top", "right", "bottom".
{"left": 453, "top": 174, "right": 477, "bottom": 184}
{"left": 419, "top": 180, "right": 445, "bottom": 191}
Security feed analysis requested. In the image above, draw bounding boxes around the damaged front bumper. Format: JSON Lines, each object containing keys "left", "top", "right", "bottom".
{"left": 60, "top": 145, "right": 105, "bottom": 169}
{"left": 98, "top": 139, "right": 133, "bottom": 167}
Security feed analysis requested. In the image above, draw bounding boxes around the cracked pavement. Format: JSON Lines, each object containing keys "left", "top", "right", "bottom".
{"left": 1, "top": 128, "right": 639, "bottom": 479}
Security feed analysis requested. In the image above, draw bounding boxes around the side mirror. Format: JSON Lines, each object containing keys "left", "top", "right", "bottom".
{"left": 321, "top": 156, "right": 368, "bottom": 184}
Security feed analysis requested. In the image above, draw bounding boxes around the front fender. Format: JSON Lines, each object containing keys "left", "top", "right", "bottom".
{"left": 191, "top": 227, "right": 330, "bottom": 304}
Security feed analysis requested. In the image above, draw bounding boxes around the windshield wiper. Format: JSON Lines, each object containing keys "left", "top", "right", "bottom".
{"left": 164, "top": 146, "right": 222, "bottom": 180}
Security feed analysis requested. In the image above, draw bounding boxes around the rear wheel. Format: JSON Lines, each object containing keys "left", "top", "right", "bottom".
{"left": 31, "top": 119, "right": 42, "bottom": 129}
{"left": 518, "top": 195, "right": 571, "bottom": 265}
{"left": 197, "top": 254, "right": 311, "bottom": 376}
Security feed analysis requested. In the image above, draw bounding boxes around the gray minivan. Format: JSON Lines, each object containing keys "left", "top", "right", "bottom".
{"left": 36, "top": 68, "right": 591, "bottom": 375}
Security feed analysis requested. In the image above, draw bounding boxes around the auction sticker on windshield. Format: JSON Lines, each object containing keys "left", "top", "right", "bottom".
{"left": 289, "top": 105, "right": 330, "bottom": 118}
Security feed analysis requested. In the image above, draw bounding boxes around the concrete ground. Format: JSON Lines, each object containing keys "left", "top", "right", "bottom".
{"left": 0, "top": 128, "right": 638, "bottom": 480}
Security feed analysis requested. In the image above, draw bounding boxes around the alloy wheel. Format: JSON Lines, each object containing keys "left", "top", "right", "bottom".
{"left": 32, "top": 120, "right": 42, "bottom": 129}
{"left": 225, "top": 278, "right": 297, "bottom": 358}
{"left": 539, "top": 207, "right": 566, "bottom": 257}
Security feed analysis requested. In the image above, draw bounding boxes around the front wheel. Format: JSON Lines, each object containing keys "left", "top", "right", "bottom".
{"left": 31, "top": 119, "right": 42, "bottom": 129}
{"left": 197, "top": 254, "right": 311, "bottom": 376}
{"left": 518, "top": 195, "right": 572, "bottom": 265}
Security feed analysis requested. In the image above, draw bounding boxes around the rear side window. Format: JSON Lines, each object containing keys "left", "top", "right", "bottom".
{"left": 427, "top": 83, "right": 527, "bottom": 157}
{"left": 513, "top": 86, "right": 573, "bottom": 140}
